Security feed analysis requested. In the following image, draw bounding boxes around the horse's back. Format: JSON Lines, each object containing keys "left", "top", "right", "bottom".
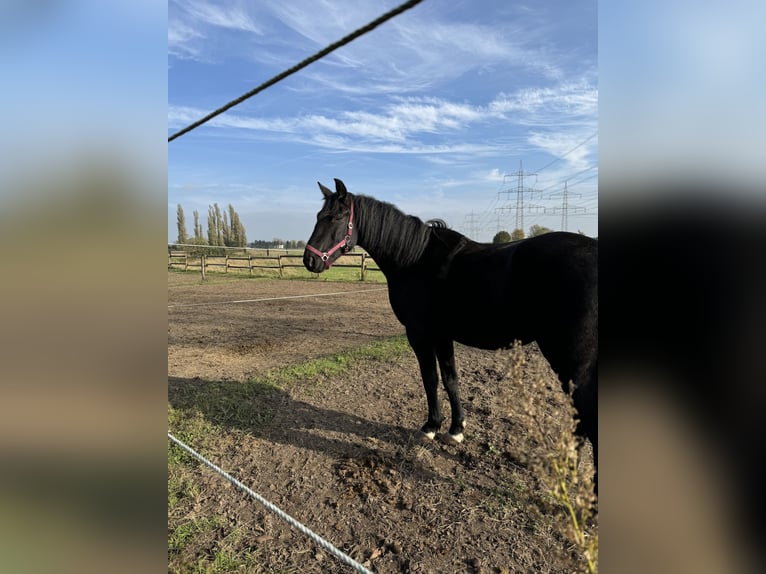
{"left": 387, "top": 230, "right": 597, "bottom": 349}
{"left": 443, "top": 232, "right": 597, "bottom": 349}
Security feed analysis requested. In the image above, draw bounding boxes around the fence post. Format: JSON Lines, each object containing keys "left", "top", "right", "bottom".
{"left": 201, "top": 254, "right": 206, "bottom": 280}
{"left": 277, "top": 255, "right": 283, "bottom": 278}
{"left": 360, "top": 253, "right": 366, "bottom": 282}
{"left": 225, "top": 255, "right": 229, "bottom": 273}
{"left": 248, "top": 255, "right": 253, "bottom": 277}
{"left": 184, "top": 253, "right": 188, "bottom": 272}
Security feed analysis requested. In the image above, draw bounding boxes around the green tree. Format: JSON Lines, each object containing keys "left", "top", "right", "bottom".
{"left": 225, "top": 204, "right": 247, "bottom": 247}
{"left": 529, "top": 224, "right": 553, "bottom": 237}
{"left": 207, "top": 205, "right": 217, "bottom": 246}
{"left": 228, "top": 205, "right": 246, "bottom": 247}
{"left": 493, "top": 230, "right": 512, "bottom": 244}
{"left": 511, "top": 228, "right": 525, "bottom": 241}
{"left": 214, "top": 204, "right": 224, "bottom": 247}
{"left": 222, "top": 211, "right": 231, "bottom": 246}
{"left": 176, "top": 204, "right": 187, "bottom": 244}
{"left": 192, "top": 209, "right": 204, "bottom": 242}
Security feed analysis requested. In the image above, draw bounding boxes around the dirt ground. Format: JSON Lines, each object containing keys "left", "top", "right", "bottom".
{"left": 168, "top": 272, "right": 597, "bottom": 573}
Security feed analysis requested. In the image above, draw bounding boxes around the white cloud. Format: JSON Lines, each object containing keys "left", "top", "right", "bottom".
{"left": 173, "top": 0, "right": 261, "bottom": 33}
{"left": 169, "top": 78, "right": 597, "bottom": 160}
{"left": 490, "top": 82, "right": 598, "bottom": 121}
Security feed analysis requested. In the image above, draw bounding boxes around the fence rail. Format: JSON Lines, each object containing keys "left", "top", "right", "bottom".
{"left": 168, "top": 247, "right": 382, "bottom": 281}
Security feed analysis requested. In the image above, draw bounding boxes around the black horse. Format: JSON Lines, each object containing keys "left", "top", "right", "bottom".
{"left": 304, "top": 178, "right": 597, "bottom": 476}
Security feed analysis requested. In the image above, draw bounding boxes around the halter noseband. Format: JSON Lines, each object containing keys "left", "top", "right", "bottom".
{"left": 305, "top": 200, "right": 355, "bottom": 269}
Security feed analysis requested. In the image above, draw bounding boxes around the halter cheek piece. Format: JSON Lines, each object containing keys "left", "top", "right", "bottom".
{"left": 305, "top": 201, "right": 354, "bottom": 269}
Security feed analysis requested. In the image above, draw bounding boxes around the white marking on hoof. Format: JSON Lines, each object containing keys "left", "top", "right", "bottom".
{"left": 417, "top": 430, "right": 436, "bottom": 442}
{"left": 439, "top": 432, "right": 464, "bottom": 445}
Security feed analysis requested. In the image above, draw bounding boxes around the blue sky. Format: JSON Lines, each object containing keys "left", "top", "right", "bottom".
{"left": 168, "top": 0, "right": 597, "bottom": 243}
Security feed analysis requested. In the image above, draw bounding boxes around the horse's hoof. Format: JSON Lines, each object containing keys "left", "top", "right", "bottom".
{"left": 439, "top": 432, "right": 464, "bottom": 445}
{"left": 416, "top": 430, "right": 436, "bottom": 442}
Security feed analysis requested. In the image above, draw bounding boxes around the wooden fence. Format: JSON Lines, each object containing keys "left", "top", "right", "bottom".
{"left": 168, "top": 248, "right": 382, "bottom": 281}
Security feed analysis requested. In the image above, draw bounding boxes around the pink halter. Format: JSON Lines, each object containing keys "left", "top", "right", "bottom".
{"left": 305, "top": 201, "right": 354, "bottom": 269}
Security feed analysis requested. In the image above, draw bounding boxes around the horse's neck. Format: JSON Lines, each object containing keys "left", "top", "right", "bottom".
{"left": 355, "top": 195, "right": 428, "bottom": 272}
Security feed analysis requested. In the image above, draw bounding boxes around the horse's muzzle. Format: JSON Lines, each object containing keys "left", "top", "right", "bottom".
{"left": 303, "top": 249, "right": 324, "bottom": 273}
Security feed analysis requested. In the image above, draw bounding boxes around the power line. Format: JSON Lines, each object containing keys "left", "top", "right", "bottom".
{"left": 168, "top": 0, "right": 425, "bottom": 142}
{"left": 533, "top": 131, "right": 598, "bottom": 174}
{"left": 537, "top": 165, "right": 598, "bottom": 194}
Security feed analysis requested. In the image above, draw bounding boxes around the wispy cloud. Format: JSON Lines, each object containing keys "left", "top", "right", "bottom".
{"left": 168, "top": 1, "right": 570, "bottom": 94}
{"left": 168, "top": 19, "right": 206, "bottom": 61}
{"left": 490, "top": 82, "right": 598, "bottom": 124}
{"left": 288, "top": 16, "right": 563, "bottom": 95}
{"left": 169, "top": 80, "right": 597, "bottom": 160}
{"left": 527, "top": 132, "right": 596, "bottom": 171}
{"left": 168, "top": 0, "right": 262, "bottom": 62}
{"left": 172, "top": 0, "right": 261, "bottom": 33}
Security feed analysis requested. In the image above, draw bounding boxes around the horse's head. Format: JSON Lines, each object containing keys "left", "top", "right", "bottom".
{"left": 303, "top": 178, "right": 357, "bottom": 273}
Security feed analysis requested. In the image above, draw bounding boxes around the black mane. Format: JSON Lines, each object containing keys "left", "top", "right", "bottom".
{"left": 354, "top": 194, "right": 435, "bottom": 269}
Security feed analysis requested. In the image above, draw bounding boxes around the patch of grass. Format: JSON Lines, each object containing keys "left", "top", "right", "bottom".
{"left": 479, "top": 476, "right": 529, "bottom": 519}
{"left": 199, "top": 549, "right": 240, "bottom": 573}
{"left": 168, "top": 471, "right": 199, "bottom": 511}
{"left": 169, "top": 515, "right": 224, "bottom": 552}
{"left": 169, "top": 517, "right": 268, "bottom": 573}
{"left": 260, "top": 335, "right": 411, "bottom": 388}
{"left": 169, "top": 377, "right": 282, "bottom": 437}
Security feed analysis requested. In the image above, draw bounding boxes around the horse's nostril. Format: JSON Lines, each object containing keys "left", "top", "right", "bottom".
{"left": 304, "top": 252, "right": 318, "bottom": 272}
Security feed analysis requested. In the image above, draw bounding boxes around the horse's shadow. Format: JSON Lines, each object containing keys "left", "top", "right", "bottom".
{"left": 168, "top": 376, "right": 442, "bottom": 480}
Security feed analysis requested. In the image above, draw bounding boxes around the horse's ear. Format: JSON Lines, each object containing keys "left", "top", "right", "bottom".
{"left": 334, "top": 178, "right": 348, "bottom": 199}
{"left": 318, "top": 181, "right": 333, "bottom": 198}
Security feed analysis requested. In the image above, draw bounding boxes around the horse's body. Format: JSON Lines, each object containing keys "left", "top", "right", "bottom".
{"left": 304, "top": 179, "right": 597, "bottom": 478}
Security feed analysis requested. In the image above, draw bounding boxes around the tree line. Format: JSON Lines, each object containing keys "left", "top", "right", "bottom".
{"left": 176, "top": 203, "right": 248, "bottom": 247}
{"left": 175, "top": 204, "right": 308, "bottom": 250}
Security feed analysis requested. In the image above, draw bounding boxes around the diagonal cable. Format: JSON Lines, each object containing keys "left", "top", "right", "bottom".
{"left": 168, "top": 0, "right": 425, "bottom": 143}
{"left": 168, "top": 433, "right": 374, "bottom": 573}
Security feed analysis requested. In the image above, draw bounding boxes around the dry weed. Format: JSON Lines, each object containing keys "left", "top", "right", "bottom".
{"left": 504, "top": 342, "right": 598, "bottom": 573}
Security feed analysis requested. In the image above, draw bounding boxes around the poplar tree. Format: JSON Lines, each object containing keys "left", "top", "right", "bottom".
{"left": 176, "top": 204, "right": 187, "bottom": 244}
{"left": 193, "top": 209, "right": 204, "bottom": 241}
{"left": 214, "top": 203, "right": 224, "bottom": 247}
{"left": 207, "top": 205, "right": 217, "bottom": 245}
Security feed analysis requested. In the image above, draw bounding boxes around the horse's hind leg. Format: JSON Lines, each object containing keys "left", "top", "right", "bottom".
{"left": 572, "top": 360, "right": 597, "bottom": 493}
{"left": 407, "top": 331, "right": 443, "bottom": 439}
{"left": 436, "top": 339, "right": 466, "bottom": 443}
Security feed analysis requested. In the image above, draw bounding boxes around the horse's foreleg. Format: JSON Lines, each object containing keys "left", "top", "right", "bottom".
{"left": 436, "top": 339, "right": 465, "bottom": 444}
{"left": 407, "top": 332, "right": 443, "bottom": 439}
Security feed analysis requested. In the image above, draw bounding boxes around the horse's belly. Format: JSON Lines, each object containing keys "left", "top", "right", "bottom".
{"left": 448, "top": 315, "right": 530, "bottom": 350}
